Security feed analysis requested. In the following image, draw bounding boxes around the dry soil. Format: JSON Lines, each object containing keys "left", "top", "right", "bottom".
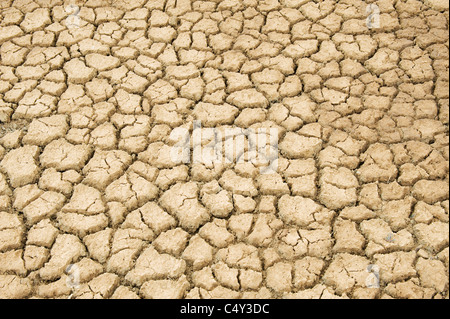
{"left": 0, "top": 0, "right": 449, "bottom": 299}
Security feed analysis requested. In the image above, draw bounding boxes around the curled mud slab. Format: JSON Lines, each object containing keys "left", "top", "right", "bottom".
{"left": 0, "top": 0, "right": 449, "bottom": 299}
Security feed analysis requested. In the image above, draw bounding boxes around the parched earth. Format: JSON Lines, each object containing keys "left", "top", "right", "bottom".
{"left": 0, "top": 0, "right": 449, "bottom": 299}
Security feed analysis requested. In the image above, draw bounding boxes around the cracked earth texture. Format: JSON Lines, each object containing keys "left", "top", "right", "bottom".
{"left": 0, "top": 0, "right": 449, "bottom": 299}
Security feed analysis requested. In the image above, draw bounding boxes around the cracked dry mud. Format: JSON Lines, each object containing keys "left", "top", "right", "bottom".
{"left": 0, "top": 0, "right": 449, "bottom": 300}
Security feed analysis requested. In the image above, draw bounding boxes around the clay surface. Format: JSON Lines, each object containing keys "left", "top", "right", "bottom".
{"left": 0, "top": 0, "right": 448, "bottom": 299}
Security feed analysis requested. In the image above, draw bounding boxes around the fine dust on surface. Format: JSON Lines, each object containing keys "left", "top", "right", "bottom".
{"left": 0, "top": 0, "right": 449, "bottom": 299}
